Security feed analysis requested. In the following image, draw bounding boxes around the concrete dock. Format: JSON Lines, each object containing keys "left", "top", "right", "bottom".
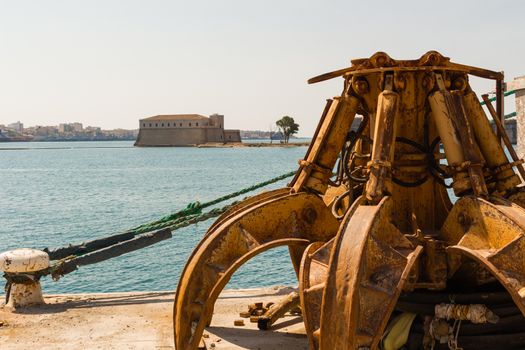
{"left": 0, "top": 286, "right": 307, "bottom": 350}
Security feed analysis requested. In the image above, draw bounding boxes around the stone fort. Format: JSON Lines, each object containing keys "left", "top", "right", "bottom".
{"left": 134, "top": 113, "right": 241, "bottom": 146}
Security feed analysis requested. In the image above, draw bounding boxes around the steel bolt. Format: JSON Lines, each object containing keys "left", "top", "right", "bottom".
{"left": 352, "top": 78, "right": 369, "bottom": 95}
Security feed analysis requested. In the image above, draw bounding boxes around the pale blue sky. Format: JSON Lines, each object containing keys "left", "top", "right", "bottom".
{"left": 0, "top": 0, "right": 523, "bottom": 136}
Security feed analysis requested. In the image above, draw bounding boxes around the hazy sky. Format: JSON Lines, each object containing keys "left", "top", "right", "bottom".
{"left": 0, "top": 0, "right": 523, "bottom": 136}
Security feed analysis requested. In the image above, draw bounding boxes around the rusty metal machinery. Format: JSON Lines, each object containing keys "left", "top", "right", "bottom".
{"left": 174, "top": 51, "right": 525, "bottom": 350}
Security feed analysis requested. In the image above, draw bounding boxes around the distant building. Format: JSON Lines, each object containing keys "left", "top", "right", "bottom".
{"left": 490, "top": 117, "right": 517, "bottom": 144}
{"left": 8, "top": 121, "right": 23, "bottom": 133}
{"left": 71, "top": 122, "right": 83, "bottom": 132}
{"left": 58, "top": 123, "right": 71, "bottom": 133}
{"left": 85, "top": 126, "right": 102, "bottom": 132}
{"left": 134, "top": 113, "right": 241, "bottom": 147}
{"left": 58, "top": 122, "right": 82, "bottom": 133}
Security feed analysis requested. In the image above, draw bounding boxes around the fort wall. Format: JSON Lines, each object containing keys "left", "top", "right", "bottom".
{"left": 224, "top": 129, "right": 241, "bottom": 142}
{"left": 135, "top": 128, "right": 208, "bottom": 146}
{"left": 134, "top": 114, "right": 240, "bottom": 147}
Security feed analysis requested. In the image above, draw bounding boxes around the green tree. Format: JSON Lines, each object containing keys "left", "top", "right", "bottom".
{"left": 276, "top": 116, "right": 299, "bottom": 144}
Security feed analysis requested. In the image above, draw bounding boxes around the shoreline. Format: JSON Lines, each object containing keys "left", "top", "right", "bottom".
{"left": 198, "top": 142, "right": 310, "bottom": 148}
{"left": 0, "top": 141, "right": 310, "bottom": 151}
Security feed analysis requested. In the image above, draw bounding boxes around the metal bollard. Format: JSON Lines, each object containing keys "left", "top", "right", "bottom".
{"left": 1, "top": 248, "right": 49, "bottom": 309}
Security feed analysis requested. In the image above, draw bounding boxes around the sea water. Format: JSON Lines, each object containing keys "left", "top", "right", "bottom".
{"left": 0, "top": 141, "right": 308, "bottom": 294}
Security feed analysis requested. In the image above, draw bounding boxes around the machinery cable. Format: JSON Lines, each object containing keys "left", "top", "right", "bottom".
{"left": 331, "top": 189, "right": 353, "bottom": 219}
{"left": 391, "top": 137, "right": 430, "bottom": 188}
{"left": 340, "top": 114, "right": 370, "bottom": 184}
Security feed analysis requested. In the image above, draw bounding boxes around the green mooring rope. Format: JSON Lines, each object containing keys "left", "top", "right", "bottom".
{"left": 127, "top": 170, "right": 295, "bottom": 235}
{"left": 32, "top": 89, "right": 521, "bottom": 280}
{"left": 47, "top": 170, "right": 295, "bottom": 259}
{"left": 480, "top": 90, "right": 516, "bottom": 106}
{"left": 504, "top": 111, "right": 517, "bottom": 119}
{"left": 22, "top": 170, "right": 296, "bottom": 280}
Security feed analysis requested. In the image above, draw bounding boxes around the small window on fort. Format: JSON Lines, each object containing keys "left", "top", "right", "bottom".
{"left": 229, "top": 135, "right": 231, "bottom": 139}
{"left": 196, "top": 122, "right": 199, "bottom": 126}
{"left": 161, "top": 123, "right": 164, "bottom": 127}
{"left": 220, "top": 124, "right": 222, "bottom": 128}
{"left": 168, "top": 123, "right": 170, "bottom": 127}
{"left": 180, "top": 123, "right": 182, "bottom": 127}
{"left": 149, "top": 123, "right": 152, "bottom": 127}
{"left": 156, "top": 123, "right": 158, "bottom": 127}
{"left": 142, "top": 123, "right": 145, "bottom": 127}
{"left": 189, "top": 123, "right": 192, "bottom": 127}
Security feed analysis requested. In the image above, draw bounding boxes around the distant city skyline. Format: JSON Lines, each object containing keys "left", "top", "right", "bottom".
{"left": 0, "top": 118, "right": 298, "bottom": 143}
{"left": 0, "top": 120, "right": 132, "bottom": 132}
{"left": 0, "top": 119, "right": 138, "bottom": 142}
{"left": 1, "top": 0, "right": 524, "bottom": 137}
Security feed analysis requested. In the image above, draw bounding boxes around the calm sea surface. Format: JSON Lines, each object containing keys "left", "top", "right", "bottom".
{"left": 0, "top": 141, "right": 309, "bottom": 294}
